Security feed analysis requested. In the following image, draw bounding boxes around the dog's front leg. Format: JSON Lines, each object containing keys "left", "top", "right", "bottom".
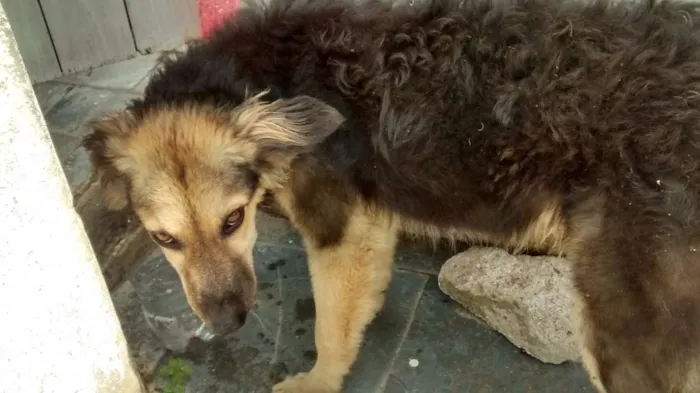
{"left": 273, "top": 208, "right": 398, "bottom": 393}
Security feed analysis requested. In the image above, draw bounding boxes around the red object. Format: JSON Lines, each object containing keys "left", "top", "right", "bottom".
{"left": 198, "top": 0, "right": 240, "bottom": 39}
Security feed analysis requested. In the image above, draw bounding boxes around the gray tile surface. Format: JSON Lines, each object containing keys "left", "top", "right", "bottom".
{"left": 57, "top": 53, "right": 159, "bottom": 91}
{"left": 61, "top": 145, "right": 93, "bottom": 192}
{"left": 133, "top": 76, "right": 151, "bottom": 94}
{"left": 48, "top": 132, "right": 82, "bottom": 163}
{"left": 32, "top": 81, "right": 75, "bottom": 113}
{"left": 394, "top": 238, "right": 462, "bottom": 275}
{"left": 151, "top": 247, "right": 428, "bottom": 393}
{"left": 43, "top": 85, "right": 137, "bottom": 136}
{"left": 255, "top": 211, "right": 304, "bottom": 249}
{"left": 344, "top": 271, "right": 428, "bottom": 393}
{"left": 384, "top": 279, "right": 596, "bottom": 393}
{"left": 112, "top": 280, "right": 167, "bottom": 378}
{"left": 34, "top": 83, "right": 139, "bottom": 192}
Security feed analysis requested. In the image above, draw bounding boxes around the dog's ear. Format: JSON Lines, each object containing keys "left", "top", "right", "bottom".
{"left": 232, "top": 92, "right": 345, "bottom": 158}
{"left": 82, "top": 111, "right": 137, "bottom": 211}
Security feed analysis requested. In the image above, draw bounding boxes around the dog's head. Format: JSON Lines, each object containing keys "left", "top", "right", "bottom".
{"left": 84, "top": 91, "right": 344, "bottom": 334}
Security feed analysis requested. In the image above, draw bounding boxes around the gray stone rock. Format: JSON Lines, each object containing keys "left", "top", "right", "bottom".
{"left": 437, "top": 246, "right": 580, "bottom": 364}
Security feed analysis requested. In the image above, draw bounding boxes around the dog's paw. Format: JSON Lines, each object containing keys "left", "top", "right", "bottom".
{"left": 272, "top": 372, "right": 340, "bottom": 393}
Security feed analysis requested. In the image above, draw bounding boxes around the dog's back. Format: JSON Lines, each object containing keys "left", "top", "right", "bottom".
{"left": 145, "top": 0, "right": 700, "bottom": 235}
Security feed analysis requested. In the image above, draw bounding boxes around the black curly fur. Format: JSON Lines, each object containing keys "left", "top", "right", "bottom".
{"left": 88, "top": 0, "right": 700, "bottom": 391}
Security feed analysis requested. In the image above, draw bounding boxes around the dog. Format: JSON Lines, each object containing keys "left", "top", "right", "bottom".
{"left": 83, "top": 0, "right": 700, "bottom": 391}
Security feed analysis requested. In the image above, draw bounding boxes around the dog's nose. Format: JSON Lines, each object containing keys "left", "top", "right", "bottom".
{"left": 201, "top": 292, "right": 249, "bottom": 334}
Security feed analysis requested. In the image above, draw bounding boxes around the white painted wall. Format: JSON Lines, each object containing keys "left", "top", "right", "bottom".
{"left": 0, "top": 4, "right": 144, "bottom": 393}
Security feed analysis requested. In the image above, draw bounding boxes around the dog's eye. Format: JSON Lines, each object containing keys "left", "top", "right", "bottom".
{"left": 150, "top": 232, "right": 181, "bottom": 249}
{"left": 221, "top": 207, "right": 245, "bottom": 236}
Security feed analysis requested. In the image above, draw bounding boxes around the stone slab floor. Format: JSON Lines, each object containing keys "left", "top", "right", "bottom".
{"left": 35, "top": 52, "right": 597, "bottom": 393}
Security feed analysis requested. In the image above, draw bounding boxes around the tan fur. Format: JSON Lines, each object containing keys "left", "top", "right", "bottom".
{"left": 117, "top": 105, "right": 258, "bottom": 177}
{"left": 273, "top": 190, "right": 398, "bottom": 393}
{"left": 664, "top": 329, "right": 700, "bottom": 393}
{"left": 139, "top": 188, "right": 265, "bottom": 322}
{"left": 85, "top": 92, "right": 345, "bottom": 336}
{"left": 677, "top": 366, "right": 700, "bottom": 393}
{"left": 560, "top": 195, "right": 605, "bottom": 263}
{"left": 233, "top": 90, "right": 316, "bottom": 147}
{"left": 86, "top": 112, "right": 139, "bottom": 210}
{"left": 92, "top": 106, "right": 274, "bottom": 328}
{"left": 515, "top": 202, "right": 567, "bottom": 255}
{"left": 569, "top": 279, "right": 700, "bottom": 393}
{"left": 271, "top": 190, "right": 569, "bottom": 393}
{"left": 96, "top": 94, "right": 335, "bottom": 206}
{"left": 573, "top": 293, "right": 608, "bottom": 393}
{"left": 563, "top": 199, "right": 607, "bottom": 392}
{"left": 400, "top": 200, "right": 567, "bottom": 256}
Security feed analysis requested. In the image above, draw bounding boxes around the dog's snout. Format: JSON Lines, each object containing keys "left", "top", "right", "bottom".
{"left": 201, "top": 291, "right": 250, "bottom": 334}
